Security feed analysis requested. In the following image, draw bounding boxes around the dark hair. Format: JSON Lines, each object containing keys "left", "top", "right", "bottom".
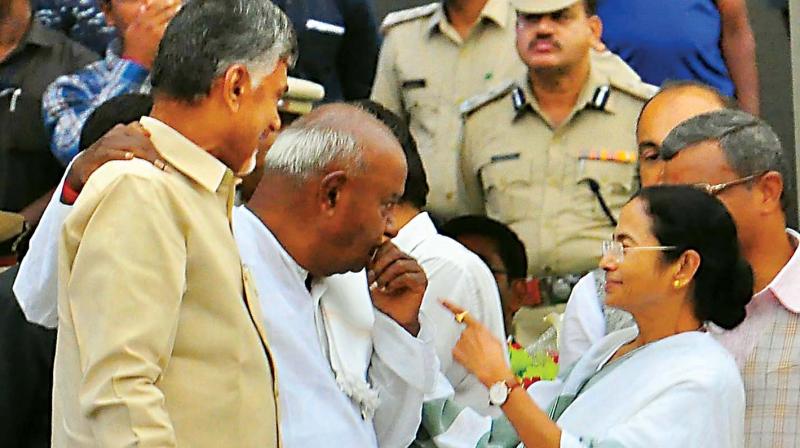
{"left": 351, "top": 100, "right": 429, "bottom": 209}
{"left": 79, "top": 93, "right": 154, "bottom": 151}
{"left": 634, "top": 185, "right": 753, "bottom": 329}
{"left": 151, "top": 0, "right": 297, "bottom": 102}
{"left": 441, "top": 215, "right": 528, "bottom": 280}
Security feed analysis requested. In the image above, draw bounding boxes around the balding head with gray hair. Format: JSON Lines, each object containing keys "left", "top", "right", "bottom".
{"left": 661, "top": 109, "right": 786, "bottom": 180}
{"left": 264, "top": 103, "right": 402, "bottom": 181}
{"left": 151, "top": 0, "right": 297, "bottom": 102}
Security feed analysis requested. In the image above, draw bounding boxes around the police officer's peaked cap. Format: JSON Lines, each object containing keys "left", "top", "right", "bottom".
{"left": 512, "top": 0, "right": 582, "bottom": 14}
{"left": 278, "top": 77, "right": 326, "bottom": 116}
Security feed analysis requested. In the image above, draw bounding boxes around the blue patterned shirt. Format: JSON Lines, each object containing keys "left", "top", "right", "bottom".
{"left": 34, "top": 0, "right": 116, "bottom": 55}
{"left": 42, "top": 40, "right": 149, "bottom": 165}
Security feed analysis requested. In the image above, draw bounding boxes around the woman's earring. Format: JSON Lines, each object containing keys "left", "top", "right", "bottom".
{"left": 673, "top": 280, "right": 682, "bottom": 289}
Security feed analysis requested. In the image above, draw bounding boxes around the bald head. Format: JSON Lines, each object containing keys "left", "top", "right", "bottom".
{"left": 636, "top": 83, "right": 733, "bottom": 186}
{"left": 263, "top": 103, "right": 403, "bottom": 182}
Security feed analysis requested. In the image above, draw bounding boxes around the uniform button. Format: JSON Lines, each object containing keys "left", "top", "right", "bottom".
{"left": 446, "top": 192, "right": 454, "bottom": 200}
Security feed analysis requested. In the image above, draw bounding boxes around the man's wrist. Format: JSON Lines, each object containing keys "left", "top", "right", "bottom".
{"left": 61, "top": 175, "right": 81, "bottom": 205}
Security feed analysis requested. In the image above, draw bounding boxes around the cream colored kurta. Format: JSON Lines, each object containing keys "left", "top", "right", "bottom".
{"left": 371, "top": 0, "right": 520, "bottom": 218}
{"left": 52, "top": 117, "right": 280, "bottom": 447}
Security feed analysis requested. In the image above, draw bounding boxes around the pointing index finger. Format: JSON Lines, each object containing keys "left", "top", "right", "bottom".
{"left": 440, "top": 299, "right": 476, "bottom": 326}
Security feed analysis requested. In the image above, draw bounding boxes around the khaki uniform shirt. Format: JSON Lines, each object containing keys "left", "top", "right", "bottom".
{"left": 371, "top": 0, "right": 519, "bottom": 218}
{"left": 52, "top": 117, "right": 280, "bottom": 447}
{"left": 461, "top": 61, "right": 655, "bottom": 277}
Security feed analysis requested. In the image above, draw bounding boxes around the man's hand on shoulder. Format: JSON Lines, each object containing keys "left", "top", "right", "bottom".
{"left": 367, "top": 241, "right": 427, "bottom": 336}
{"left": 66, "top": 122, "right": 163, "bottom": 194}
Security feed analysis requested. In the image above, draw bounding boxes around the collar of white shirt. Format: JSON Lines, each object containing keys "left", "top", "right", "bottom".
{"left": 393, "top": 212, "right": 437, "bottom": 254}
{"left": 233, "top": 206, "right": 379, "bottom": 419}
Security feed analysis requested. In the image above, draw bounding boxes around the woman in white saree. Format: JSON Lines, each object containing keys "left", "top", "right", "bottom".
{"left": 418, "top": 185, "right": 752, "bottom": 448}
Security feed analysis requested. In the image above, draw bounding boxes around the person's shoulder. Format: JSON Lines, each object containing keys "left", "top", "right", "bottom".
{"left": 34, "top": 23, "right": 99, "bottom": 68}
{"left": 591, "top": 50, "right": 657, "bottom": 104}
{"left": 420, "top": 234, "right": 495, "bottom": 280}
{"left": 662, "top": 332, "right": 743, "bottom": 389}
{"left": 460, "top": 78, "right": 518, "bottom": 120}
{"left": 81, "top": 159, "right": 173, "bottom": 201}
{"left": 380, "top": 2, "right": 439, "bottom": 34}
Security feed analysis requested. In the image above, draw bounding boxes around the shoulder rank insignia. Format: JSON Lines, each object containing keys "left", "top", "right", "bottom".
{"left": 380, "top": 3, "right": 439, "bottom": 34}
{"left": 588, "top": 85, "right": 611, "bottom": 111}
{"left": 511, "top": 86, "right": 526, "bottom": 113}
{"left": 459, "top": 79, "right": 517, "bottom": 118}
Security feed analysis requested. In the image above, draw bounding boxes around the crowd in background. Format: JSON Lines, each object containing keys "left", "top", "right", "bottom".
{"left": 0, "top": 0, "right": 798, "bottom": 447}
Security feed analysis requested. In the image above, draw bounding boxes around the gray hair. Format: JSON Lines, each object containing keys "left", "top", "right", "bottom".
{"left": 264, "top": 126, "right": 365, "bottom": 181}
{"left": 151, "top": 0, "right": 297, "bottom": 102}
{"left": 660, "top": 109, "right": 789, "bottom": 207}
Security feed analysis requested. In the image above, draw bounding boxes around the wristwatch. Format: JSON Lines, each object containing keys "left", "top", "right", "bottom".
{"left": 488, "top": 378, "right": 522, "bottom": 407}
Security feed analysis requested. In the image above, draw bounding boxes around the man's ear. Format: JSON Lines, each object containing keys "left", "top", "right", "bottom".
{"left": 755, "top": 171, "right": 784, "bottom": 214}
{"left": 219, "top": 64, "right": 250, "bottom": 113}
{"left": 588, "top": 14, "right": 603, "bottom": 45}
{"left": 318, "top": 171, "right": 348, "bottom": 215}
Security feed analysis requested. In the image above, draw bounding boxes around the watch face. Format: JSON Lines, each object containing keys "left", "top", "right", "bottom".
{"left": 489, "top": 381, "right": 509, "bottom": 406}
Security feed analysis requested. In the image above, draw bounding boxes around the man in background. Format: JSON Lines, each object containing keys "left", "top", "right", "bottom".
{"left": 0, "top": 0, "right": 96, "bottom": 227}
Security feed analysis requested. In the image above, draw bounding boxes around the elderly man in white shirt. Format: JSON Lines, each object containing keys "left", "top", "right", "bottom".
{"left": 14, "top": 103, "right": 438, "bottom": 447}
{"left": 355, "top": 100, "right": 507, "bottom": 416}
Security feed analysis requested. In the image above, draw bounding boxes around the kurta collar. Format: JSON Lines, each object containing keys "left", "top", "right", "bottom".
{"left": 139, "top": 116, "right": 229, "bottom": 193}
{"left": 393, "top": 212, "right": 438, "bottom": 254}
{"left": 241, "top": 207, "right": 310, "bottom": 286}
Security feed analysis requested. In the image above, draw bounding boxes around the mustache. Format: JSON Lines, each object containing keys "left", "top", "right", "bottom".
{"left": 529, "top": 37, "right": 561, "bottom": 50}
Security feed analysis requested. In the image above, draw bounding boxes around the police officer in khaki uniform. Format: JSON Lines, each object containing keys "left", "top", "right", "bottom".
{"left": 460, "top": 0, "right": 656, "bottom": 301}
{"left": 371, "top": 0, "right": 520, "bottom": 219}
{"left": 371, "top": 0, "right": 642, "bottom": 220}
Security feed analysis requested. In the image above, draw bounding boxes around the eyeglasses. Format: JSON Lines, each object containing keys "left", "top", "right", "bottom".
{"left": 601, "top": 240, "right": 677, "bottom": 263}
{"left": 691, "top": 171, "right": 766, "bottom": 196}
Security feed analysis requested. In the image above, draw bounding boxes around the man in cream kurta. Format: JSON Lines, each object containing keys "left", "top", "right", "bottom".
{"left": 53, "top": 117, "right": 280, "bottom": 447}
{"left": 50, "top": 0, "right": 295, "bottom": 445}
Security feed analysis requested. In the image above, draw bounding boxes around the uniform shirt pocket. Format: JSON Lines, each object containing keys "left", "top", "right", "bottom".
{"left": 400, "top": 80, "right": 440, "bottom": 136}
{"left": 479, "top": 158, "right": 531, "bottom": 223}
{"left": 575, "top": 159, "right": 636, "bottom": 220}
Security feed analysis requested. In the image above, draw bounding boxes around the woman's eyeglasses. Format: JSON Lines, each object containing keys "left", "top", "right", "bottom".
{"left": 601, "top": 240, "right": 677, "bottom": 263}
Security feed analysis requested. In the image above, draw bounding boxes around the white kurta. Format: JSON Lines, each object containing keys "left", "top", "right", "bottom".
{"left": 393, "top": 212, "right": 507, "bottom": 415}
{"left": 421, "top": 327, "right": 745, "bottom": 448}
{"left": 234, "top": 207, "right": 437, "bottom": 448}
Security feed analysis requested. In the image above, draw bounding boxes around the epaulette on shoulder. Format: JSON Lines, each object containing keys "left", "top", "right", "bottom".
{"left": 609, "top": 78, "right": 659, "bottom": 102}
{"left": 459, "top": 80, "right": 517, "bottom": 118}
{"left": 380, "top": 3, "right": 439, "bottom": 34}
